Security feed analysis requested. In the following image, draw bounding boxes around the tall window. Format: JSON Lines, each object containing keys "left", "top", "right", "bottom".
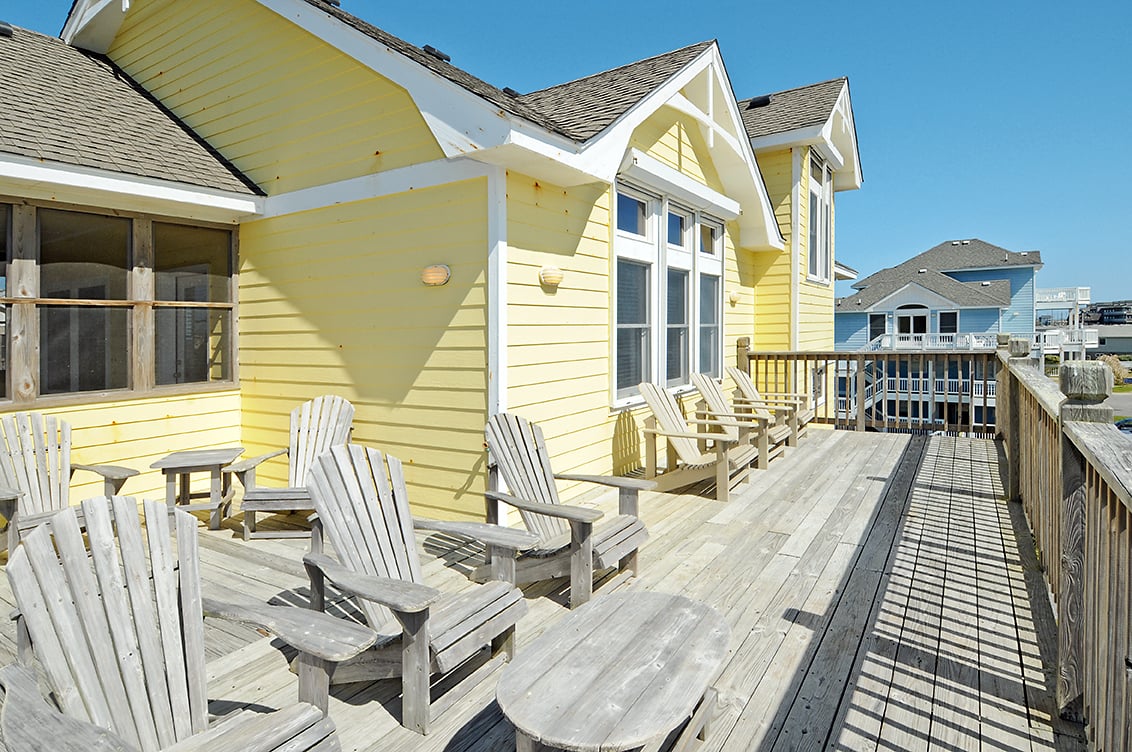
{"left": 0, "top": 202, "right": 235, "bottom": 403}
{"left": 0, "top": 206, "right": 7, "bottom": 399}
{"left": 613, "top": 185, "right": 724, "bottom": 401}
{"left": 868, "top": 313, "right": 886, "bottom": 342}
{"left": 808, "top": 156, "right": 832, "bottom": 283}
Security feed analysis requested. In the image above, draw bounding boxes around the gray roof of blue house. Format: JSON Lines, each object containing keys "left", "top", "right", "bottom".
{"left": 0, "top": 25, "right": 259, "bottom": 194}
{"left": 837, "top": 239, "right": 1038, "bottom": 311}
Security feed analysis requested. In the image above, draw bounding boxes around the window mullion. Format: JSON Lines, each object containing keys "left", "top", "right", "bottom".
{"left": 132, "top": 218, "right": 155, "bottom": 393}
{"left": 9, "top": 204, "right": 38, "bottom": 403}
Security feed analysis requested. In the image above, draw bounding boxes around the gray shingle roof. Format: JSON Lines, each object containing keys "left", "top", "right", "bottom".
{"left": 838, "top": 239, "right": 1040, "bottom": 311}
{"left": 738, "top": 78, "right": 846, "bottom": 140}
{"left": 0, "top": 25, "right": 258, "bottom": 195}
{"left": 299, "top": 0, "right": 712, "bottom": 144}
{"left": 517, "top": 42, "right": 714, "bottom": 142}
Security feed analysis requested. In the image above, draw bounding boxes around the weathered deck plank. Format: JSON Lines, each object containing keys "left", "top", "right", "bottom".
{"left": 0, "top": 430, "right": 1083, "bottom": 752}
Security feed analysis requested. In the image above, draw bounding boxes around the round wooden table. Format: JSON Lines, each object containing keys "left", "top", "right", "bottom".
{"left": 497, "top": 591, "right": 730, "bottom": 752}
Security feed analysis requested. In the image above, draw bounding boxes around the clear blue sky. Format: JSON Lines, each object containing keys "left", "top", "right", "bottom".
{"left": 9, "top": 1, "right": 1131, "bottom": 301}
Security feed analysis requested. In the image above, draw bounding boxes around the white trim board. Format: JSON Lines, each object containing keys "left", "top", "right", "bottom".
{"left": 0, "top": 154, "right": 261, "bottom": 223}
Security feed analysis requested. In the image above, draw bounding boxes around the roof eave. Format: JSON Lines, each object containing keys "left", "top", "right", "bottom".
{"left": 0, "top": 153, "right": 263, "bottom": 223}
{"left": 62, "top": 0, "right": 127, "bottom": 53}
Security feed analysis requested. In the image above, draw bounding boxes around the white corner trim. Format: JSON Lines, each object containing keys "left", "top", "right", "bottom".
{"left": 619, "top": 149, "right": 740, "bottom": 220}
{"left": 0, "top": 154, "right": 262, "bottom": 222}
{"left": 790, "top": 147, "right": 801, "bottom": 350}
{"left": 62, "top": 0, "right": 128, "bottom": 53}
{"left": 261, "top": 158, "right": 494, "bottom": 218}
{"left": 486, "top": 166, "right": 508, "bottom": 417}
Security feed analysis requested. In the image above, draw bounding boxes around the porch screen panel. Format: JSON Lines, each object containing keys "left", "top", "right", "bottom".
{"left": 154, "top": 223, "right": 233, "bottom": 386}
{"left": 38, "top": 210, "right": 130, "bottom": 395}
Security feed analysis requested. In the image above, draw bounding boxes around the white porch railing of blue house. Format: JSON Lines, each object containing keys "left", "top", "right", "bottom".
{"left": 997, "top": 346, "right": 1132, "bottom": 749}
{"left": 736, "top": 338, "right": 999, "bottom": 437}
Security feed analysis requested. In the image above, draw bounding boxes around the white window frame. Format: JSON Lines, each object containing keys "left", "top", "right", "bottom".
{"left": 807, "top": 155, "right": 832, "bottom": 284}
{"left": 612, "top": 182, "right": 725, "bottom": 407}
{"left": 938, "top": 310, "right": 959, "bottom": 335}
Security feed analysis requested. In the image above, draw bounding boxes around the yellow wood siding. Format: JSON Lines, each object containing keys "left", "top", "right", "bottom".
{"left": 0, "top": 392, "right": 241, "bottom": 505}
{"left": 797, "top": 146, "right": 834, "bottom": 350}
{"left": 108, "top": 0, "right": 443, "bottom": 195}
{"left": 630, "top": 114, "right": 724, "bottom": 192}
{"left": 238, "top": 179, "right": 489, "bottom": 519}
{"left": 751, "top": 149, "right": 793, "bottom": 350}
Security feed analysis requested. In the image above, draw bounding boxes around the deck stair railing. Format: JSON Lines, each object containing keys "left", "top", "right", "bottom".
{"left": 997, "top": 340, "right": 1130, "bottom": 747}
{"left": 738, "top": 338, "right": 998, "bottom": 437}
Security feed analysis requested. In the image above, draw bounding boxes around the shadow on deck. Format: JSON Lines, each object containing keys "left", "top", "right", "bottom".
{"left": 0, "top": 430, "right": 1087, "bottom": 751}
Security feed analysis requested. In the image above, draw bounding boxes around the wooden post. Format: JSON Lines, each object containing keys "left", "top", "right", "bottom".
{"left": 736, "top": 337, "right": 751, "bottom": 374}
{"left": 1003, "top": 336, "right": 1030, "bottom": 503}
{"left": 854, "top": 354, "right": 866, "bottom": 432}
{"left": 1056, "top": 361, "right": 1112, "bottom": 720}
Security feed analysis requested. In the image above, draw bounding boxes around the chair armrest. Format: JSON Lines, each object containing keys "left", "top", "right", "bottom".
{"left": 553, "top": 473, "right": 657, "bottom": 492}
{"left": 0, "top": 663, "right": 133, "bottom": 752}
{"left": 0, "top": 486, "right": 22, "bottom": 501}
{"left": 201, "top": 597, "right": 376, "bottom": 663}
{"left": 643, "top": 428, "right": 737, "bottom": 443}
{"left": 70, "top": 464, "right": 139, "bottom": 482}
{"left": 224, "top": 449, "right": 287, "bottom": 476}
{"left": 694, "top": 409, "right": 771, "bottom": 422}
{"left": 412, "top": 517, "right": 540, "bottom": 551}
{"left": 484, "top": 491, "right": 603, "bottom": 523}
{"left": 303, "top": 553, "right": 440, "bottom": 613}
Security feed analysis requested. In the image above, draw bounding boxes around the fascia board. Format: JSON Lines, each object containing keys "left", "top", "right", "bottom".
{"left": 869, "top": 282, "right": 969, "bottom": 312}
{"left": 749, "top": 124, "right": 825, "bottom": 153}
{"left": 62, "top": 0, "right": 128, "bottom": 53}
{"left": 0, "top": 154, "right": 262, "bottom": 223}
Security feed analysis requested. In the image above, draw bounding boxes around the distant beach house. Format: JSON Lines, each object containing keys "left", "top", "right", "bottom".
{"left": 0, "top": 0, "right": 860, "bottom": 519}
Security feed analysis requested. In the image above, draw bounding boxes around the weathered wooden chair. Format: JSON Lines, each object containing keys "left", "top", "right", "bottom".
{"left": 692, "top": 372, "right": 792, "bottom": 467}
{"left": 726, "top": 365, "right": 814, "bottom": 443}
{"left": 0, "top": 496, "right": 375, "bottom": 752}
{"left": 637, "top": 382, "right": 757, "bottom": 502}
{"left": 304, "top": 444, "right": 532, "bottom": 734}
{"left": 0, "top": 412, "right": 138, "bottom": 554}
{"left": 229, "top": 395, "right": 354, "bottom": 540}
{"left": 481, "top": 412, "right": 654, "bottom": 609}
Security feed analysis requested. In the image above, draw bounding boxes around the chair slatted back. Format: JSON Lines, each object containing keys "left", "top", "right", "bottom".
{"left": 724, "top": 366, "right": 775, "bottom": 421}
{"left": 289, "top": 396, "right": 355, "bottom": 487}
{"left": 306, "top": 444, "right": 421, "bottom": 630}
{"left": 485, "top": 413, "right": 568, "bottom": 542}
{"left": 637, "top": 383, "right": 706, "bottom": 464}
{"left": 690, "top": 374, "right": 744, "bottom": 442}
{"left": 6, "top": 497, "right": 207, "bottom": 752}
{"left": 0, "top": 412, "right": 71, "bottom": 515}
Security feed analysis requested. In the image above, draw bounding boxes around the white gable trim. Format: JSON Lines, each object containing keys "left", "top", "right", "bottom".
{"left": 62, "top": 0, "right": 128, "bottom": 53}
{"left": 866, "top": 282, "right": 1005, "bottom": 313}
{"left": 0, "top": 154, "right": 261, "bottom": 223}
{"left": 262, "top": 158, "right": 493, "bottom": 218}
{"left": 619, "top": 150, "right": 740, "bottom": 220}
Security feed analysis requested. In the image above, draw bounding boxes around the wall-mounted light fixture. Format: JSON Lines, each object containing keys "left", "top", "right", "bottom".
{"left": 728, "top": 290, "right": 741, "bottom": 305}
{"left": 539, "top": 265, "right": 564, "bottom": 288}
{"left": 421, "top": 264, "right": 451, "bottom": 286}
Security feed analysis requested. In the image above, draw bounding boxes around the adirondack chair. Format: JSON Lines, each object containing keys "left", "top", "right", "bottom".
{"left": 691, "top": 373, "right": 792, "bottom": 468}
{"left": 0, "top": 412, "right": 138, "bottom": 554}
{"left": 726, "top": 365, "right": 814, "bottom": 443}
{"left": 637, "top": 382, "right": 757, "bottom": 502}
{"left": 229, "top": 395, "right": 354, "bottom": 540}
{"left": 303, "top": 444, "right": 533, "bottom": 734}
{"left": 0, "top": 496, "right": 376, "bottom": 752}
{"left": 480, "top": 412, "right": 654, "bottom": 609}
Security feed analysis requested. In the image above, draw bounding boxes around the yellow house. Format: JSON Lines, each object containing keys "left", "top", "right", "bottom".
{"left": 0, "top": 0, "right": 862, "bottom": 520}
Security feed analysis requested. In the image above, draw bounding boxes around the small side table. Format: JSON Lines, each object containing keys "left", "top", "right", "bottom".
{"left": 497, "top": 591, "right": 730, "bottom": 752}
{"left": 151, "top": 447, "right": 243, "bottom": 530}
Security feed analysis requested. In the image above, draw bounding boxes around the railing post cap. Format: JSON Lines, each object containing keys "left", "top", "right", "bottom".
{"left": 1008, "top": 337, "right": 1031, "bottom": 358}
{"left": 996, "top": 333, "right": 1011, "bottom": 349}
{"left": 1059, "top": 361, "right": 1112, "bottom": 402}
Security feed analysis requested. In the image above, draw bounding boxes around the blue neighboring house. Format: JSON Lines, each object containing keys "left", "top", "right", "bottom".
{"left": 834, "top": 238, "right": 1043, "bottom": 351}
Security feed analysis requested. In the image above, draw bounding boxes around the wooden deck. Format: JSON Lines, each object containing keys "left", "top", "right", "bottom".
{"left": 0, "top": 430, "right": 1086, "bottom": 751}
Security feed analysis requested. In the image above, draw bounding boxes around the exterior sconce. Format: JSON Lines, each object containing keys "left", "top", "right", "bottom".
{"left": 728, "top": 290, "right": 740, "bottom": 305}
{"left": 539, "top": 266, "right": 564, "bottom": 288}
{"left": 421, "top": 264, "right": 451, "bottom": 286}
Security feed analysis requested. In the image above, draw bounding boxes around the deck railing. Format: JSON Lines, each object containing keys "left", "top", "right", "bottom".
{"left": 997, "top": 344, "right": 1132, "bottom": 748}
{"left": 737, "top": 338, "right": 998, "bottom": 436}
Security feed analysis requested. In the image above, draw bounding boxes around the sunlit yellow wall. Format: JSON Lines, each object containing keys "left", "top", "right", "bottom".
{"left": 797, "top": 147, "right": 835, "bottom": 350}
{"left": 108, "top": 0, "right": 442, "bottom": 195}
{"left": 238, "top": 179, "right": 489, "bottom": 519}
{"left": 0, "top": 392, "right": 241, "bottom": 505}
{"left": 751, "top": 148, "right": 793, "bottom": 350}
